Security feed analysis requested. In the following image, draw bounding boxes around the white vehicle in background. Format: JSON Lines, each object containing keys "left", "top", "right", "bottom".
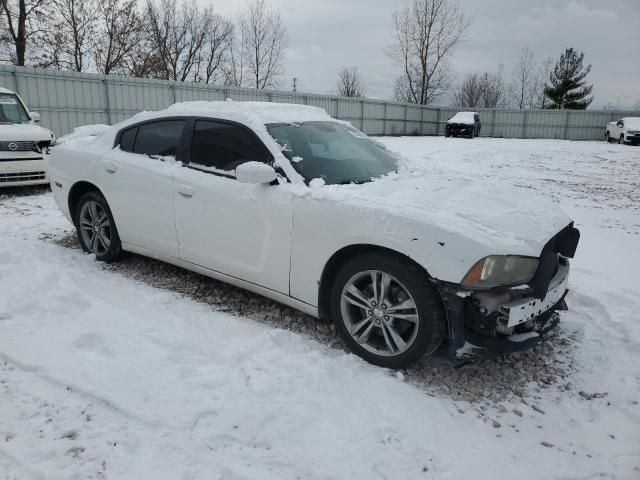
{"left": 48, "top": 101, "right": 579, "bottom": 368}
{"left": 0, "top": 86, "right": 55, "bottom": 187}
{"left": 605, "top": 117, "right": 640, "bottom": 145}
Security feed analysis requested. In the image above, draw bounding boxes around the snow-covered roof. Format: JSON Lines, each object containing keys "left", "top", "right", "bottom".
{"left": 0, "top": 86, "right": 17, "bottom": 95}
{"left": 447, "top": 112, "right": 478, "bottom": 124}
{"left": 144, "top": 100, "right": 334, "bottom": 126}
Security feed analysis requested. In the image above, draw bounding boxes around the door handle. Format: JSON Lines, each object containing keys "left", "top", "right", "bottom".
{"left": 178, "top": 185, "right": 194, "bottom": 198}
{"left": 104, "top": 163, "right": 117, "bottom": 174}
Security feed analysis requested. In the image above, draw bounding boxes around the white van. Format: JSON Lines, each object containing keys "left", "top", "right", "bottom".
{"left": 0, "top": 86, "right": 55, "bottom": 187}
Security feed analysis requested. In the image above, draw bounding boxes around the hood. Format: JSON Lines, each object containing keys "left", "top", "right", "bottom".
{"left": 325, "top": 173, "right": 571, "bottom": 257}
{"left": 0, "top": 123, "right": 54, "bottom": 142}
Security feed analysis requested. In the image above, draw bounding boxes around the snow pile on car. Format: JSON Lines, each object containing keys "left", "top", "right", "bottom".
{"left": 447, "top": 112, "right": 476, "bottom": 125}
{"left": 56, "top": 124, "right": 111, "bottom": 145}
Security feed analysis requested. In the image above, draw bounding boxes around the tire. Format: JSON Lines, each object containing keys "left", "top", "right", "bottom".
{"left": 619, "top": 135, "right": 625, "bottom": 145}
{"left": 330, "top": 252, "right": 446, "bottom": 369}
{"left": 605, "top": 132, "right": 610, "bottom": 143}
{"left": 445, "top": 131, "right": 450, "bottom": 138}
{"left": 74, "top": 191, "right": 122, "bottom": 262}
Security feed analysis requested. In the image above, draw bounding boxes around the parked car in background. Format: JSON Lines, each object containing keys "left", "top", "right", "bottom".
{"left": 49, "top": 101, "right": 579, "bottom": 368}
{"left": 605, "top": 117, "right": 640, "bottom": 145}
{"left": 446, "top": 112, "right": 481, "bottom": 138}
{"left": 0, "top": 87, "right": 55, "bottom": 187}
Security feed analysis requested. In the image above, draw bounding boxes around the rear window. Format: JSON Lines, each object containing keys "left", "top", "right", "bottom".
{"left": 119, "top": 127, "right": 137, "bottom": 152}
{"left": 132, "top": 120, "right": 186, "bottom": 158}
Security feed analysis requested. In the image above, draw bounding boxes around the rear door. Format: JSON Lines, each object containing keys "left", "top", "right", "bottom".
{"left": 97, "top": 118, "right": 186, "bottom": 258}
{"left": 173, "top": 119, "right": 293, "bottom": 294}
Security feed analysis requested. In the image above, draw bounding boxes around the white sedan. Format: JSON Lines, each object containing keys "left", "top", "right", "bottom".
{"left": 49, "top": 101, "right": 579, "bottom": 368}
{"left": 605, "top": 117, "right": 640, "bottom": 145}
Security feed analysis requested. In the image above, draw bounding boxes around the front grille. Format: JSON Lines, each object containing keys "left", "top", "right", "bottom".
{"left": 0, "top": 141, "right": 40, "bottom": 152}
{"left": 0, "top": 171, "right": 46, "bottom": 183}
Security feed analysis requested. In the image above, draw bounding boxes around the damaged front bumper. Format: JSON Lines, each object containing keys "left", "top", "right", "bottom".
{"left": 440, "top": 257, "right": 570, "bottom": 357}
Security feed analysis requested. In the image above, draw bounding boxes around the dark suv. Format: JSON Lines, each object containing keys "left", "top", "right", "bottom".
{"left": 445, "top": 112, "right": 481, "bottom": 138}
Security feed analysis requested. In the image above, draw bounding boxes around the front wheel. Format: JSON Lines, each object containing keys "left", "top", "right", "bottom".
{"left": 619, "top": 135, "right": 625, "bottom": 145}
{"left": 74, "top": 191, "right": 122, "bottom": 262}
{"left": 605, "top": 132, "right": 610, "bottom": 143}
{"left": 330, "top": 253, "right": 446, "bottom": 368}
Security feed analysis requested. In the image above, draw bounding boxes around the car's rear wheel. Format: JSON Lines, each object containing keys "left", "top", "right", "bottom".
{"left": 605, "top": 132, "right": 610, "bottom": 142}
{"left": 74, "top": 191, "right": 122, "bottom": 262}
{"left": 330, "top": 253, "right": 446, "bottom": 368}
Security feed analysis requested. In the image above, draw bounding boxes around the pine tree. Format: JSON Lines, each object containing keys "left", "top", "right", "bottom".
{"left": 544, "top": 48, "right": 593, "bottom": 109}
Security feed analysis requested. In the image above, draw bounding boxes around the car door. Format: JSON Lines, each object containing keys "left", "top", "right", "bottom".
{"left": 97, "top": 118, "right": 187, "bottom": 258}
{"left": 173, "top": 118, "right": 293, "bottom": 295}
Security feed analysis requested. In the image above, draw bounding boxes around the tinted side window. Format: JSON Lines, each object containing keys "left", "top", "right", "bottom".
{"left": 190, "top": 120, "right": 271, "bottom": 172}
{"left": 119, "top": 126, "right": 137, "bottom": 152}
{"left": 133, "top": 120, "right": 186, "bottom": 157}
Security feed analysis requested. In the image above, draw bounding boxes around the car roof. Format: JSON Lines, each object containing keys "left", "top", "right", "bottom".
{"left": 131, "top": 101, "right": 335, "bottom": 127}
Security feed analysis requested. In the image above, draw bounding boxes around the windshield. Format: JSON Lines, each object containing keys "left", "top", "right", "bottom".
{"left": 266, "top": 121, "right": 398, "bottom": 184}
{"left": 0, "top": 93, "right": 30, "bottom": 124}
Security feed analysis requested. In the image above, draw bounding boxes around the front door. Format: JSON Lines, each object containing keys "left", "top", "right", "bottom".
{"left": 173, "top": 119, "right": 292, "bottom": 294}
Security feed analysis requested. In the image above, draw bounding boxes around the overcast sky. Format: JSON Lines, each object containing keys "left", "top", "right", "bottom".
{"left": 209, "top": 0, "right": 640, "bottom": 108}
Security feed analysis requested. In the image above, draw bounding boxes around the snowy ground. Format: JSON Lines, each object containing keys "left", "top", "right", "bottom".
{"left": 1, "top": 137, "right": 639, "bottom": 479}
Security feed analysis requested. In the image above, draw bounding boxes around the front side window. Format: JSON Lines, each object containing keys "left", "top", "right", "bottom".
{"left": 0, "top": 93, "right": 30, "bottom": 124}
{"left": 119, "top": 126, "right": 137, "bottom": 152}
{"left": 189, "top": 120, "right": 271, "bottom": 173}
{"left": 266, "top": 121, "right": 398, "bottom": 185}
{"left": 132, "top": 120, "right": 186, "bottom": 158}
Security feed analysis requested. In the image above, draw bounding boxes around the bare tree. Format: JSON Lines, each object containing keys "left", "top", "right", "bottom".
{"left": 387, "top": 0, "right": 469, "bottom": 105}
{"left": 145, "top": 0, "right": 213, "bottom": 81}
{"left": 336, "top": 67, "right": 365, "bottom": 97}
{"left": 530, "top": 56, "right": 553, "bottom": 108}
{"left": 234, "top": 0, "right": 287, "bottom": 89}
{"left": 511, "top": 47, "right": 536, "bottom": 109}
{"left": 92, "top": 0, "right": 142, "bottom": 75}
{"left": 194, "top": 14, "right": 234, "bottom": 84}
{"left": 43, "top": 0, "right": 99, "bottom": 71}
{"left": 452, "top": 66, "right": 506, "bottom": 108}
{"left": 0, "top": 0, "right": 48, "bottom": 65}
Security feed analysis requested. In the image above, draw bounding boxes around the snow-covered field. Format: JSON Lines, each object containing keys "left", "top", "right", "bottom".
{"left": 1, "top": 137, "right": 639, "bottom": 479}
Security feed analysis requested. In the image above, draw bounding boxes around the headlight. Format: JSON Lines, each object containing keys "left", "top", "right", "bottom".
{"left": 461, "top": 255, "right": 539, "bottom": 288}
{"left": 628, "top": 130, "right": 639, "bottom": 135}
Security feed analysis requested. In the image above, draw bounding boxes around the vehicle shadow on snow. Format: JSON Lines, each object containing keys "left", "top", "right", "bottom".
{"left": 0, "top": 184, "right": 50, "bottom": 200}
{"left": 47, "top": 231, "right": 579, "bottom": 406}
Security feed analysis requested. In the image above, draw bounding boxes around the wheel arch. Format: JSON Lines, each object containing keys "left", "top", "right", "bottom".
{"left": 68, "top": 181, "right": 105, "bottom": 221}
{"left": 317, "top": 243, "right": 437, "bottom": 321}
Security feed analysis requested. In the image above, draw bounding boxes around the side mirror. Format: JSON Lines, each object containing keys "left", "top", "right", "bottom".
{"left": 235, "top": 161, "right": 277, "bottom": 184}
{"left": 30, "top": 112, "right": 41, "bottom": 123}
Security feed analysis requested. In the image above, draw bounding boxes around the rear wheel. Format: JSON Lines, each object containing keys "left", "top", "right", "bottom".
{"left": 331, "top": 253, "right": 446, "bottom": 368}
{"left": 74, "top": 191, "right": 122, "bottom": 262}
{"left": 605, "top": 132, "right": 610, "bottom": 143}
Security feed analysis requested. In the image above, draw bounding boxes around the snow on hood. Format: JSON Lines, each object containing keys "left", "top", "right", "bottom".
{"left": 622, "top": 117, "right": 640, "bottom": 129}
{"left": 0, "top": 123, "right": 54, "bottom": 142}
{"left": 447, "top": 112, "right": 477, "bottom": 125}
{"left": 294, "top": 169, "right": 570, "bottom": 256}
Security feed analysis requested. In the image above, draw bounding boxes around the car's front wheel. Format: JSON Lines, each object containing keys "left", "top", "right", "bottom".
{"left": 74, "top": 191, "right": 122, "bottom": 262}
{"left": 605, "top": 132, "right": 610, "bottom": 142}
{"left": 331, "top": 253, "right": 446, "bottom": 368}
{"left": 619, "top": 135, "right": 625, "bottom": 145}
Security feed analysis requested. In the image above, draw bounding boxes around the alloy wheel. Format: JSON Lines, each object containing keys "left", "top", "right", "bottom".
{"left": 79, "top": 200, "right": 111, "bottom": 256}
{"left": 340, "top": 270, "right": 420, "bottom": 357}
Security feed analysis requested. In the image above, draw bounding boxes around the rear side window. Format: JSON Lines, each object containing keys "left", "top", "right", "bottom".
{"left": 189, "top": 120, "right": 271, "bottom": 172}
{"left": 133, "top": 120, "right": 186, "bottom": 158}
{"left": 119, "top": 126, "right": 137, "bottom": 152}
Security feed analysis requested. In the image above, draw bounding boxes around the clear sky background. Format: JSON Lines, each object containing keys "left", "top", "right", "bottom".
{"left": 208, "top": 0, "right": 640, "bottom": 108}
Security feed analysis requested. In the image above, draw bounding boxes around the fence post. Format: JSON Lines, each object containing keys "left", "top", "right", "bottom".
{"left": 522, "top": 110, "right": 528, "bottom": 139}
{"left": 491, "top": 109, "right": 496, "bottom": 137}
{"left": 403, "top": 104, "right": 408, "bottom": 135}
{"left": 103, "top": 78, "right": 112, "bottom": 125}
{"left": 334, "top": 97, "right": 339, "bottom": 118}
{"left": 11, "top": 67, "right": 19, "bottom": 95}
{"left": 383, "top": 103, "right": 388, "bottom": 136}
{"left": 436, "top": 108, "right": 442, "bottom": 136}
{"left": 360, "top": 99, "right": 365, "bottom": 131}
{"left": 420, "top": 106, "right": 425, "bottom": 136}
{"left": 563, "top": 110, "right": 570, "bottom": 140}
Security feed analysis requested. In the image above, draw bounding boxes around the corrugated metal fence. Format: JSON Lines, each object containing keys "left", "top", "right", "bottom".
{"left": 1, "top": 64, "right": 638, "bottom": 140}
